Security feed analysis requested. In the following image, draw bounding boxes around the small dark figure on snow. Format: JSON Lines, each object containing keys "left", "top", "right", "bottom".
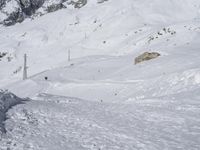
{"left": 44, "top": 76, "right": 48, "bottom": 80}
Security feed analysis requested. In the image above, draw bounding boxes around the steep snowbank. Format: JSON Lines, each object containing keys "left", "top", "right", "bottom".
{"left": 0, "top": 91, "right": 24, "bottom": 134}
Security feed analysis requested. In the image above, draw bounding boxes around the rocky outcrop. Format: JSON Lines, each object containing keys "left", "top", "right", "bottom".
{"left": 135, "top": 52, "right": 161, "bottom": 64}
{"left": 3, "top": 9, "right": 24, "bottom": 26}
{"left": 69, "top": 0, "right": 87, "bottom": 9}
{"left": 97, "top": 0, "right": 108, "bottom": 4}
{"left": 0, "top": 0, "right": 66, "bottom": 26}
{"left": 19, "top": 0, "right": 45, "bottom": 15}
{"left": 0, "top": 90, "right": 25, "bottom": 134}
{"left": 0, "top": 0, "right": 45, "bottom": 26}
{"left": 0, "top": 0, "right": 108, "bottom": 26}
{"left": 0, "top": 1, "right": 5, "bottom": 8}
{"left": 0, "top": 0, "right": 93, "bottom": 26}
{"left": 46, "top": 3, "right": 66, "bottom": 13}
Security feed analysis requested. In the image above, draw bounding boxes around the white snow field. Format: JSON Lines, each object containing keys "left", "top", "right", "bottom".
{"left": 0, "top": 0, "right": 200, "bottom": 149}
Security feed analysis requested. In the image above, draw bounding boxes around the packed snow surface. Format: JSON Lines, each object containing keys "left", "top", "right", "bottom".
{"left": 0, "top": 0, "right": 200, "bottom": 149}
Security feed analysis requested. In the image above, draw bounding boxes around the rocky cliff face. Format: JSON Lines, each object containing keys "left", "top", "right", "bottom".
{"left": 0, "top": 0, "right": 107, "bottom": 26}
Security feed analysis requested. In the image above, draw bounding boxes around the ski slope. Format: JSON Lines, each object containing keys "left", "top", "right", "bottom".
{"left": 0, "top": 0, "right": 200, "bottom": 149}
{"left": 0, "top": 93, "right": 200, "bottom": 150}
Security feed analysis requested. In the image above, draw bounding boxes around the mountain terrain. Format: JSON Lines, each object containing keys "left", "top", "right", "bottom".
{"left": 0, "top": 0, "right": 200, "bottom": 149}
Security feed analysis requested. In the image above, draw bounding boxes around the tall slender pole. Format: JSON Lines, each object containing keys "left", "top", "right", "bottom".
{"left": 68, "top": 49, "right": 71, "bottom": 62}
{"left": 23, "top": 54, "right": 27, "bottom": 80}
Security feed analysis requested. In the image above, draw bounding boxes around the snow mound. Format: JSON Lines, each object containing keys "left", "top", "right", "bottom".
{"left": 0, "top": 90, "right": 25, "bottom": 134}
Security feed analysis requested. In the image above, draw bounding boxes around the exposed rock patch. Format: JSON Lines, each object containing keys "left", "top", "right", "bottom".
{"left": 97, "top": 0, "right": 108, "bottom": 4}
{"left": 0, "top": 90, "right": 25, "bottom": 134}
{"left": 68, "top": 0, "right": 87, "bottom": 9}
{"left": 135, "top": 52, "right": 161, "bottom": 64}
{"left": 46, "top": 3, "right": 66, "bottom": 13}
{"left": 0, "top": 0, "right": 91, "bottom": 26}
{"left": 0, "top": 0, "right": 109, "bottom": 26}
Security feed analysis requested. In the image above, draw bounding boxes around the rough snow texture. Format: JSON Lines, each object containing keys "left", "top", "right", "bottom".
{"left": 0, "top": 93, "right": 199, "bottom": 150}
{"left": 0, "top": 91, "right": 24, "bottom": 135}
{"left": 0, "top": 0, "right": 200, "bottom": 149}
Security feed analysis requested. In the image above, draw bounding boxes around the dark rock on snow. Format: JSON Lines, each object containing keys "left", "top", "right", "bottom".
{"left": 135, "top": 52, "right": 161, "bottom": 64}
{"left": 0, "top": 0, "right": 93, "bottom": 26}
{"left": 0, "top": 90, "right": 25, "bottom": 134}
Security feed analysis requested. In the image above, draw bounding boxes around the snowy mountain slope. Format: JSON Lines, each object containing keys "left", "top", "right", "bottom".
{"left": 2, "top": 21, "right": 200, "bottom": 101}
{"left": 1, "top": 0, "right": 200, "bottom": 86}
{"left": 0, "top": 0, "right": 200, "bottom": 149}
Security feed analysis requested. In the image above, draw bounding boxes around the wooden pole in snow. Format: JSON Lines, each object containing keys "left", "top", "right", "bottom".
{"left": 23, "top": 54, "right": 28, "bottom": 80}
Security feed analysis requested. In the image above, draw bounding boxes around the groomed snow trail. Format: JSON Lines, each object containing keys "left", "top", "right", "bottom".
{"left": 0, "top": 93, "right": 200, "bottom": 150}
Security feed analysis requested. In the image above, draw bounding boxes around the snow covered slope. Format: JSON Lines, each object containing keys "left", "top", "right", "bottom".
{"left": 0, "top": 0, "right": 200, "bottom": 86}
{"left": 0, "top": 0, "right": 200, "bottom": 149}
{"left": 0, "top": 93, "right": 200, "bottom": 150}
